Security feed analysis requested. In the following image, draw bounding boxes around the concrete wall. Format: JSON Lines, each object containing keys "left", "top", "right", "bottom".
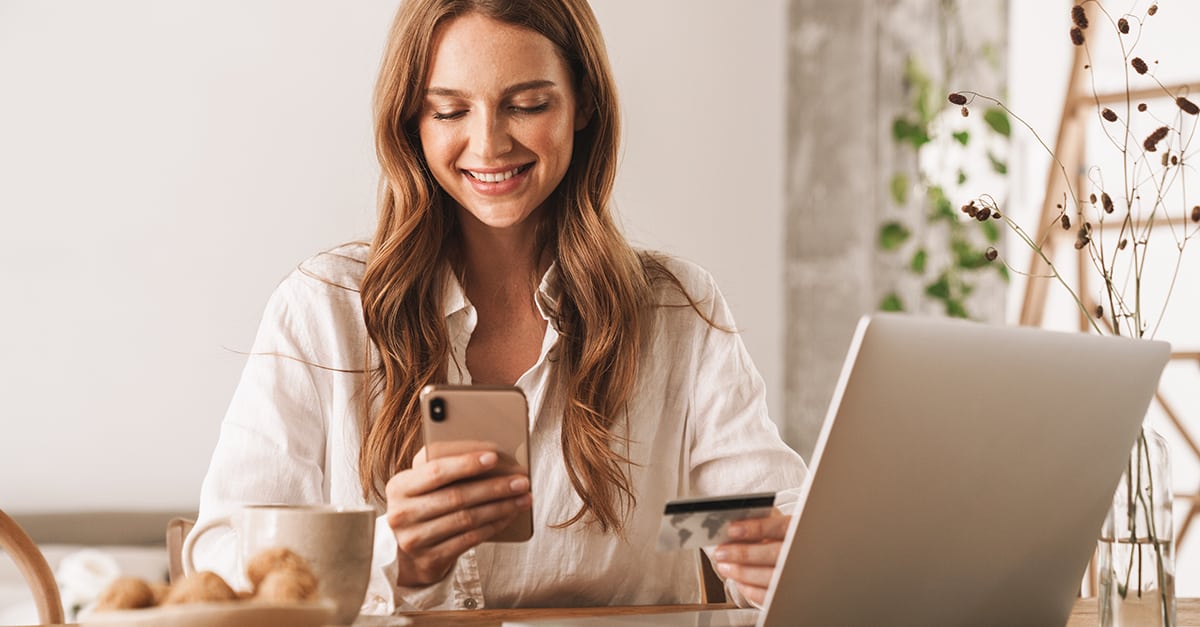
{"left": 784, "top": 0, "right": 1008, "bottom": 456}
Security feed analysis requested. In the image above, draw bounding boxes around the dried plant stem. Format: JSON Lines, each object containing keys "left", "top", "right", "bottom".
{"left": 1000, "top": 215, "right": 1103, "bottom": 335}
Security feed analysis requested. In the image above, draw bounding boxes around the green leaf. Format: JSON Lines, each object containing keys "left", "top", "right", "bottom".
{"left": 984, "top": 108, "right": 1011, "bottom": 137}
{"left": 925, "top": 275, "right": 951, "bottom": 299}
{"left": 910, "top": 248, "right": 928, "bottom": 274}
{"left": 927, "top": 186, "right": 955, "bottom": 221}
{"left": 953, "top": 240, "right": 990, "bottom": 269}
{"left": 980, "top": 218, "right": 1000, "bottom": 243}
{"left": 945, "top": 299, "right": 970, "bottom": 318}
{"left": 987, "top": 152, "right": 1008, "bottom": 174}
{"left": 892, "top": 117, "right": 930, "bottom": 148}
{"left": 997, "top": 263, "right": 1010, "bottom": 282}
{"left": 880, "top": 293, "right": 905, "bottom": 312}
{"left": 957, "top": 169, "right": 968, "bottom": 185}
{"left": 903, "top": 57, "right": 935, "bottom": 124}
{"left": 879, "top": 222, "right": 910, "bottom": 251}
{"left": 952, "top": 131, "right": 970, "bottom": 146}
{"left": 890, "top": 173, "right": 909, "bottom": 205}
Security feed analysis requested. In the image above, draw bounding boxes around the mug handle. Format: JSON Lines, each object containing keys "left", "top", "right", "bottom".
{"left": 180, "top": 515, "right": 232, "bottom": 576}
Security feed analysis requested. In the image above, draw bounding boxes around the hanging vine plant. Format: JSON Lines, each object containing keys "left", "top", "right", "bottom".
{"left": 877, "top": 9, "right": 1010, "bottom": 319}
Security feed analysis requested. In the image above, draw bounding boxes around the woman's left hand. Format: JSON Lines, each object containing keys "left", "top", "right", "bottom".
{"left": 710, "top": 511, "right": 791, "bottom": 606}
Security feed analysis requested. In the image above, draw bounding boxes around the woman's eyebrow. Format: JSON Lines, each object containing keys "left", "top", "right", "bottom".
{"left": 425, "top": 80, "right": 558, "bottom": 99}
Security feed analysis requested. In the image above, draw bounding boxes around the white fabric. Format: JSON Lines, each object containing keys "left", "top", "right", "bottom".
{"left": 192, "top": 243, "right": 807, "bottom": 614}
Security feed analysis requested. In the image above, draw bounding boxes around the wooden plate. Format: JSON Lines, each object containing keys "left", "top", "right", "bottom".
{"left": 80, "top": 599, "right": 337, "bottom": 627}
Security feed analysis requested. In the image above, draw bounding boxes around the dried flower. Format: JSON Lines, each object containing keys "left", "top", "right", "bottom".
{"left": 948, "top": 92, "right": 967, "bottom": 106}
{"left": 1192, "top": 206, "right": 1200, "bottom": 223}
{"left": 1177, "top": 97, "right": 1199, "bottom": 116}
{"left": 1118, "top": 17, "right": 1130, "bottom": 33}
{"left": 1118, "top": 238, "right": 1129, "bottom": 250}
{"left": 1172, "top": 155, "right": 1179, "bottom": 165}
{"left": 1149, "top": 3, "right": 1158, "bottom": 16}
{"left": 985, "top": 247, "right": 999, "bottom": 261}
{"left": 1143, "top": 126, "right": 1169, "bottom": 152}
{"left": 960, "top": 106, "right": 969, "bottom": 117}
{"left": 1095, "top": 304, "right": 1104, "bottom": 318}
{"left": 1138, "top": 103, "right": 1148, "bottom": 112}
{"left": 1061, "top": 214, "right": 1072, "bottom": 230}
{"left": 1072, "top": 5, "right": 1089, "bottom": 28}
{"left": 1132, "top": 57, "right": 1149, "bottom": 74}
{"left": 1102, "top": 192, "right": 1114, "bottom": 213}
{"left": 1162, "top": 152, "right": 1171, "bottom": 167}
{"left": 976, "top": 207, "right": 993, "bottom": 221}
{"left": 1070, "top": 27, "right": 1085, "bottom": 46}
{"left": 1102, "top": 108, "right": 1118, "bottom": 122}
{"left": 1090, "top": 193, "right": 1098, "bottom": 204}
{"left": 992, "top": 210, "right": 1002, "bottom": 220}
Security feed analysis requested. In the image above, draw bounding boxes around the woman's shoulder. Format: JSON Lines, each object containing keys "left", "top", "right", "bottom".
{"left": 270, "top": 242, "right": 370, "bottom": 310}
{"left": 638, "top": 250, "right": 719, "bottom": 304}
{"left": 295, "top": 242, "right": 371, "bottom": 287}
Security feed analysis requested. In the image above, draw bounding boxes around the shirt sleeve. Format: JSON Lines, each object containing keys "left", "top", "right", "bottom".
{"left": 189, "top": 272, "right": 461, "bottom": 613}
{"left": 685, "top": 273, "right": 808, "bottom": 609}
{"left": 190, "top": 276, "right": 329, "bottom": 587}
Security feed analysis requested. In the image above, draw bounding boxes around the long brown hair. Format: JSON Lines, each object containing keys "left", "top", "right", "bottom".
{"left": 359, "top": 0, "right": 677, "bottom": 532}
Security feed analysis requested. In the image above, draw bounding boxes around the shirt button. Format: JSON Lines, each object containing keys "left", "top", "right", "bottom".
{"left": 463, "top": 597, "right": 478, "bottom": 609}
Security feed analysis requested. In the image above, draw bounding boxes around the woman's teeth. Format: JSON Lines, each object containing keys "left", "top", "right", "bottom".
{"left": 467, "top": 167, "right": 522, "bottom": 183}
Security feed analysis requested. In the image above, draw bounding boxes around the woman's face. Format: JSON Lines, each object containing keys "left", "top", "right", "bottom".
{"left": 418, "top": 13, "right": 588, "bottom": 232}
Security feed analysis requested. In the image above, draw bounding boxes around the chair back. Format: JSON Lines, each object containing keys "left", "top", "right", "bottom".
{"left": 0, "top": 508, "right": 64, "bottom": 625}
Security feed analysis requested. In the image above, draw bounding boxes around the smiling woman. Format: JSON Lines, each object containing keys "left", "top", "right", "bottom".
{"left": 0, "top": 0, "right": 792, "bottom": 620}
{"left": 187, "top": 0, "right": 805, "bottom": 615}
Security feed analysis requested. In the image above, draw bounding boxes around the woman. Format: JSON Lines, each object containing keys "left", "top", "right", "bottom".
{"left": 193, "top": 0, "right": 806, "bottom": 613}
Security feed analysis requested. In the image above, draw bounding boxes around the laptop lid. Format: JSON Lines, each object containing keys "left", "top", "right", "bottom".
{"left": 760, "top": 313, "right": 1169, "bottom": 627}
{"left": 502, "top": 314, "right": 1169, "bottom": 627}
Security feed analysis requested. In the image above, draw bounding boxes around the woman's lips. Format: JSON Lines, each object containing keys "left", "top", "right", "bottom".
{"left": 462, "top": 163, "right": 533, "bottom": 195}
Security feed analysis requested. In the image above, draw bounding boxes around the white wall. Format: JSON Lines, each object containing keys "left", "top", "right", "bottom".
{"left": 1007, "top": 0, "right": 1200, "bottom": 596}
{"left": 0, "top": 1, "right": 787, "bottom": 512}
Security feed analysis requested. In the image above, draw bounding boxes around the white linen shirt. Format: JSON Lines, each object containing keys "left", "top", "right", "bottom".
{"left": 192, "top": 243, "right": 807, "bottom": 614}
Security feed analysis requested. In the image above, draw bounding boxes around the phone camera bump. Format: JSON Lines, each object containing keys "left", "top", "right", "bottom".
{"left": 430, "top": 397, "right": 447, "bottom": 422}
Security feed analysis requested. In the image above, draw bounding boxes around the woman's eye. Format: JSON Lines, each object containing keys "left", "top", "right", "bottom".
{"left": 431, "top": 110, "right": 466, "bottom": 121}
{"left": 511, "top": 103, "right": 550, "bottom": 114}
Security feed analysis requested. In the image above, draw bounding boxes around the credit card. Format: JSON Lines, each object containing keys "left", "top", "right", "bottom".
{"left": 656, "top": 492, "right": 776, "bottom": 551}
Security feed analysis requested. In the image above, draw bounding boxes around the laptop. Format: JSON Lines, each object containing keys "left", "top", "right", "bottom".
{"left": 503, "top": 314, "right": 1170, "bottom": 627}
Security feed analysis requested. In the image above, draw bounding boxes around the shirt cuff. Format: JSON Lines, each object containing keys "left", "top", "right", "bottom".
{"left": 363, "top": 514, "right": 461, "bottom": 613}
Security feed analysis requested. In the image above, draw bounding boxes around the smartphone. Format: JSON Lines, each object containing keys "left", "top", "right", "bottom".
{"left": 419, "top": 384, "right": 533, "bottom": 542}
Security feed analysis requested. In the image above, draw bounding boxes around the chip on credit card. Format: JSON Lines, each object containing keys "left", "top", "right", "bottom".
{"left": 656, "top": 492, "right": 777, "bottom": 551}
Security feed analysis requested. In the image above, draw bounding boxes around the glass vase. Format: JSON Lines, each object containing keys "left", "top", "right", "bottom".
{"left": 1098, "top": 425, "right": 1175, "bottom": 627}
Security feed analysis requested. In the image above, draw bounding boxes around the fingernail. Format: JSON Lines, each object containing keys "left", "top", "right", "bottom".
{"left": 516, "top": 494, "right": 532, "bottom": 507}
{"left": 479, "top": 452, "right": 498, "bottom": 466}
{"left": 510, "top": 477, "right": 530, "bottom": 492}
{"left": 716, "top": 563, "right": 732, "bottom": 575}
{"left": 712, "top": 549, "right": 728, "bottom": 561}
{"left": 727, "top": 526, "right": 746, "bottom": 539}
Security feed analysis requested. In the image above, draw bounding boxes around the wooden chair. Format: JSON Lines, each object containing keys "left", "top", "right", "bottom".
{"left": 166, "top": 517, "right": 195, "bottom": 584}
{"left": 0, "top": 508, "right": 64, "bottom": 625}
{"left": 698, "top": 550, "right": 727, "bottom": 604}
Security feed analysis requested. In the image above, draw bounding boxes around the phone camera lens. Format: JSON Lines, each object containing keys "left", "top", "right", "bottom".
{"left": 430, "top": 398, "right": 446, "bottom": 422}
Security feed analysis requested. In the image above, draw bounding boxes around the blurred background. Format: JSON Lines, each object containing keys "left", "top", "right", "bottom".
{"left": 2, "top": 0, "right": 1199, "bottom": 619}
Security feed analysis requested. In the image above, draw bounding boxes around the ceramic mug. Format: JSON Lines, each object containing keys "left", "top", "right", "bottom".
{"left": 181, "top": 504, "right": 374, "bottom": 625}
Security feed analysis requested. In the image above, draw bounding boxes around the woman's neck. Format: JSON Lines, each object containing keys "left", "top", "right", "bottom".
{"left": 457, "top": 213, "right": 549, "bottom": 302}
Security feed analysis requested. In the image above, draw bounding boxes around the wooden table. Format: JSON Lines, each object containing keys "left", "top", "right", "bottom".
{"left": 378, "top": 598, "right": 1200, "bottom": 626}
{"left": 34, "top": 598, "right": 1200, "bottom": 626}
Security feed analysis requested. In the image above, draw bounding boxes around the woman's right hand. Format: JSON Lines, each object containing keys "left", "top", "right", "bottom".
{"left": 385, "top": 448, "right": 532, "bottom": 587}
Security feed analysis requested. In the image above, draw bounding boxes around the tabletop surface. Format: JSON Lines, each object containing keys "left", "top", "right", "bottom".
{"left": 38, "top": 598, "right": 1200, "bottom": 626}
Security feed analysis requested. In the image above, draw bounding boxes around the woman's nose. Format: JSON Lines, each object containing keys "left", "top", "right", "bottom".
{"left": 469, "top": 111, "right": 513, "bottom": 159}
